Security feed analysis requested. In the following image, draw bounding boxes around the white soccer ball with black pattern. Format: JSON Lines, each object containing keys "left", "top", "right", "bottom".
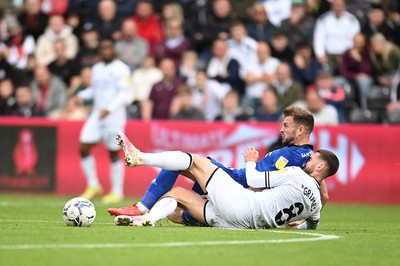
{"left": 62, "top": 197, "right": 96, "bottom": 227}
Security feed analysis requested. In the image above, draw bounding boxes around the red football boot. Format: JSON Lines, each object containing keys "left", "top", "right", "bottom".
{"left": 108, "top": 203, "right": 142, "bottom": 216}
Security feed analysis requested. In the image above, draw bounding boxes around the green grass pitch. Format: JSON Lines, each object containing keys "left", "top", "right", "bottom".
{"left": 1, "top": 194, "right": 399, "bottom": 266}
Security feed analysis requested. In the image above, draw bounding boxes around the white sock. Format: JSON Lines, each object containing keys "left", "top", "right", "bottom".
{"left": 110, "top": 159, "right": 124, "bottom": 196}
{"left": 81, "top": 155, "right": 99, "bottom": 187}
{"left": 148, "top": 197, "right": 177, "bottom": 221}
{"left": 136, "top": 202, "right": 149, "bottom": 214}
{"left": 139, "top": 151, "right": 192, "bottom": 171}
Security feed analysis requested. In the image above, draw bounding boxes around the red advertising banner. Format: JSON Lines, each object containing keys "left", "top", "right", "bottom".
{"left": 0, "top": 118, "right": 399, "bottom": 204}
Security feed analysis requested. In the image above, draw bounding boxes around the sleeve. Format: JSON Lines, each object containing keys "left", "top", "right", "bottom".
{"left": 107, "top": 64, "right": 131, "bottom": 112}
{"left": 296, "top": 212, "right": 320, "bottom": 230}
{"left": 78, "top": 86, "right": 94, "bottom": 100}
{"left": 246, "top": 162, "right": 295, "bottom": 189}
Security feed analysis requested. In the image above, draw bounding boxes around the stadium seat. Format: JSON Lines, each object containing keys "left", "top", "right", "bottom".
{"left": 367, "top": 86, "right": 391, "bottom": 110}
{"left": 349, "top": 108, "right": 381, "bottom": 123}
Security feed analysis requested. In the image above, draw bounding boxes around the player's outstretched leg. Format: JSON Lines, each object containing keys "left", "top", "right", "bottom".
{"left": 116, "top": 131, "right": 193, "bottom": 171}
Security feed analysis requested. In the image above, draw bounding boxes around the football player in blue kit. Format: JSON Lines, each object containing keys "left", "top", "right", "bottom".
{"left": 108, "top": 106, "right": 329, "bottom": 225}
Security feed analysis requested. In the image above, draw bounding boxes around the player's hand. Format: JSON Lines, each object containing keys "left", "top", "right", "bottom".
{"left": 99, "top": 109, "right": 110, "bottom": 119}
{"left": 243, "top": 146, "right": 259, "bottom": 162}
{"left": 286, "top": 220, "right": 304, "bottom": 229}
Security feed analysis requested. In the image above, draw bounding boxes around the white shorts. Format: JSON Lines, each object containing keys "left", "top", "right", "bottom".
{"left": 204, "top": 168, "right": 256, "bottom": 229}
{"left": 79, "top": 112, "right": 126, "bottom": 151}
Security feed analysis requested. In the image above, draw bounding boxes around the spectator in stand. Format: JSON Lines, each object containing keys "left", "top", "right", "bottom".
{"left": 115, "top": 19, "right": 148, "bottom": 71}
{"left": 65, "top": 11, "right": 83, "bottom": 42}
{"left": 269, "top": 29, "right": 294, "bottom": 63}
{"left": 243, "top": 41, "right": 280, "bottom": 108}
{"left": 141, "top": 58, "right": 182, "bottom": 120}
{"left": 313, "top": 0, "right": 360, "bottom": 74}
{"left": 129, "top": 56, "right": 163, "bottom": 106}
{"left": 362, "top": 3, "right": 399, "bottom": 46}
{"left": 280, "top": 0, "right": 316, "bottom": 51}
{"left": 193, "top": 0, "right": 235, "bottom": 55}
{"left": 293, "top": 88, "right": 339, "bottom": 125}
{"left": 339, "top": 33, "right": 374, "bottom": 109}
{"left": 3, "top": 19, "right": 35, "bottom": 70}
{"left": 308, "top": 70, "right": 346, "bottom": 123}
{"left": 154, "top": 18, "right": 191, "bottom": 67}
{"left": 0, "top": 45, "right": 14, "bottom": 81}
{"left": 214, "top": 90, "right": 251, "bottom": 122}
{"left": 69, "top": 66, "right": 93, "bottom": 110}
{"left": 96, "top": 0, "right": 122, "bottom": 41}
{"left": 191, "top": 70, "right": 231, "bottom": 122}
{"left": 270, "top": 62, "right": 303, "bottom": 110}
{"left": 178, "top": 50, "right": 199, "bottom": 88}
{"left": 48, "top": 40, "right": 78, "bottom": 86}
{"left": 206, "top": 38, "right": 244, "bottom": 96}
{"left": 11, "top": 85, "right": 44, "bottom": 117}
{"left": 291, "top": 42, "right": 322, "bottom": 87}
{"left": 226, "top": 21, "right": 258, "bottom": 70}
{"left": 0, "top": 78, "right": 16, "bottom": 116}
{"left": 369, "top": 33, "right": 400, "bottom": 88}
{"left": 170, "top": 84, "right": 205, "bottom": 121}
{"left": 30, "top": 65, "right": 67, "bottom": 117}
{"left": 132, "top": 0, "right": 164, "bottom": 55}
{"left": 253, "top": 88, "right": 283, "bottom": 122}
{"left": 17, "top": 0, "right": 49, "bottom": 41}
{"left": 35, "top": 15, "right": 79, "bottom": 66}
{"left": 74, "top": 22, "right": 100, "bottom": 69}
{"left": 246, "top": 2, "right": 276, "bottom": 43}
{"left": 161, "top": 2, "right": 184, "bottom": 25}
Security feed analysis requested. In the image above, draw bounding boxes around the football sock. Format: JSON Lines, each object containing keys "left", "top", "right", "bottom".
{"left": 139, "top": 170, "right": 180, "bottom": 210}
{"left": 139, "top": 151, "right": 192, "bottom": 171}
{"left": 136, "top": 202, "right": 149, "bottom": 214}
{"left": 110, "top": 158, "right": 124, "bottom": 196}
{"left": 148, "top": 197, "right": 177, "bottom": 221}
{"left": 81, "top": 155, "right": 99, "bottom": 187}
{"left": 182, "top": 210, "right": 207, "bottom": 227}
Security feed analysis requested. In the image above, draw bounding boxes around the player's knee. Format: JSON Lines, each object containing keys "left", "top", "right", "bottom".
{"left": 79, "top": 145, "right": 91, "bottom": 158}
{"left": 109, "top": 151, "right": 119, "bottom": 162}
{"left": 167, "top": 208, "right": 184, "bottom": 224}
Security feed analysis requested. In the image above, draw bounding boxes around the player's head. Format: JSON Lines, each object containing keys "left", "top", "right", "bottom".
{"left": 303, "top": 149, "right": 339, "bottom": 179}
{"left": 281, "top": 106, "right": 314, "bottom": 146}
{"left": 99, "top": 39, "right": 116, "bottom": 63}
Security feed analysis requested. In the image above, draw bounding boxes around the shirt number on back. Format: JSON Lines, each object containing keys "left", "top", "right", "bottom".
{"left": 275, "top": 202, "right": 304, "bottom": 226}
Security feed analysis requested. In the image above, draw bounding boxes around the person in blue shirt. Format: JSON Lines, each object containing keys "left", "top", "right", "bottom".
{"left": 108, "top": 106, "right": 329, "bottom": 225}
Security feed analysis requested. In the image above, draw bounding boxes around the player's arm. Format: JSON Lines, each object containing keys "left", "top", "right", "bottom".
{"left": 286, "top": 210, "right": 320, "bottom": 230}
{"left": 244, "top": 146, "right": 268, "bottom": 188}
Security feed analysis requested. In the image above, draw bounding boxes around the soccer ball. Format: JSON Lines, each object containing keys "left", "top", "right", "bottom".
{"left": 62, "top": 197, "right": 96, "bottom": 227}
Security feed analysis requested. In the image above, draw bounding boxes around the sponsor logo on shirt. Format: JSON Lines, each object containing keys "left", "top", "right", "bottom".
{"left": 275, "top": 156, "right": 288, "bottom": 169}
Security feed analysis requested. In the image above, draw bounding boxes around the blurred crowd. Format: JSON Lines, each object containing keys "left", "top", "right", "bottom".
{"left": 0, "top": 0, "right": 400, "bottom": 124}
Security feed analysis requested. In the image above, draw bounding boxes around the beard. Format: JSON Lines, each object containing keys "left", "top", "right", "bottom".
{"left": 282, "top": 133, "right": 296, "bottom": 146}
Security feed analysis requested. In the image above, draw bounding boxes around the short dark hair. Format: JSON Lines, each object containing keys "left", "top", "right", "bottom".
{"left": 283, "top": 106, "right": 314, "bottom": 133}
{"left": 317, "top": 149, "right": 339, "bottom": 178}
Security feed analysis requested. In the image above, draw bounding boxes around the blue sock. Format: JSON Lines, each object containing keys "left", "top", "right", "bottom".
{"left": 182, "top": 210, "right": 207, "bottom": 227}
{"left": 139, "top": 170, "right": 179, "bottom": 209}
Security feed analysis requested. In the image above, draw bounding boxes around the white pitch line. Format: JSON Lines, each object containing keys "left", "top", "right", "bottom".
{"left": 0, "top": 232, "right": 339, "bottom": 250}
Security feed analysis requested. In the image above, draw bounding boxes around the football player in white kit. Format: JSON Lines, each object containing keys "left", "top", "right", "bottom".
{"left": 114, "top": 133, "right": 339, "bottom": 229}
{"left": 77, "top": 39, "right": 131, "bottom": 204}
